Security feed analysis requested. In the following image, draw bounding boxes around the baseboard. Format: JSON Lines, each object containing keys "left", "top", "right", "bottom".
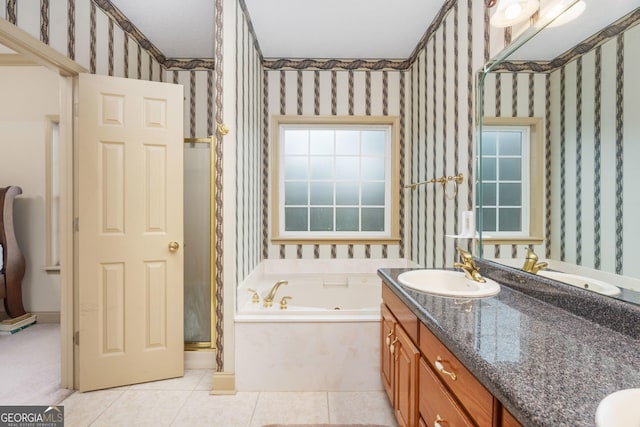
{"left": 210, "top": 372, "right": 236, "bottom": 395}
{"left": 33, "top": 312, "right": 60, "bottom": 323}
{"left": 184, "top": 350, "right": 216, "bottom": 369}
{"left": 0, "top": 311, "right": 60, "bottom": 323}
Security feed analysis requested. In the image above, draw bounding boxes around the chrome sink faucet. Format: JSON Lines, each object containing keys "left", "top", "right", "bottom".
{"left": 522, "top": 248, "right": 548, "bottom": 274}
{"left": 453, "top": 247, "right": 486, "bottom": 283}
{"left": 263, "top": 280, "right": 288, "bottom": 307}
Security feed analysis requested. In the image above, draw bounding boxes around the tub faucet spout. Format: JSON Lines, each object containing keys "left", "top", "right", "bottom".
{"left": 263, "top": 280, "right": 288, "bottom": 307}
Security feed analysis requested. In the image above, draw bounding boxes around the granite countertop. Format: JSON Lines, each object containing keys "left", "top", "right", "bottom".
{"left": 378, "top": 263, "right": 640, "bottom": 427}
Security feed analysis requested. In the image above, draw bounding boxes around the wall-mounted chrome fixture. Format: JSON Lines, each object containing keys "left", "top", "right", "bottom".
{"left": 404, "top": 173, "right": 464, "bottom": 200}
{"left": 490, "top": 0, "right": 540, "bottom": 27}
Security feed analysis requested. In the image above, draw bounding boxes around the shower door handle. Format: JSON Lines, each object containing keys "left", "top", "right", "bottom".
{"left": 168, "top": 241, "right": 180, "bottom": 252}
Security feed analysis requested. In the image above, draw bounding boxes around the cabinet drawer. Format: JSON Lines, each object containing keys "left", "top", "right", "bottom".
{"left": 382, "top": 283, "right": 418, "bottom": 343}
{"left": 419, "top": 323, "right": 493, "bottom": 426}
{"left": 419, "top": 357, "right": 474, "bottom": 427}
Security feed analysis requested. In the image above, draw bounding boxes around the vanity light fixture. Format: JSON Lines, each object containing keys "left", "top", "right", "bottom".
{"left": 542, "top": 0, "right": 586, "bottom": 27}
{"left": 490, "top": 0, "right": 540, "bottom": 27}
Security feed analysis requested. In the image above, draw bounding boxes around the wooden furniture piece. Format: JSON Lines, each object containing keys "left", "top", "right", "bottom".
{"left": 0, "top": 186, "right": 26, "bottom": 318}
{"left": 381, "top": 284, "right": 420, "bottom": 427}
{"left": 381, "top": 282, "right": 523, "bottom": 427}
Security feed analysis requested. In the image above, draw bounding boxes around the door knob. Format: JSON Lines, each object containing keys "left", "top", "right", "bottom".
{"left": 168, "top": 241, "right": 180, "bottom": 252}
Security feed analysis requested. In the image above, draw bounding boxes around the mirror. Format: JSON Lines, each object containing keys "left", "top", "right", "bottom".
{"left": 478, "top": 1, "right": 640, "bottom": 305}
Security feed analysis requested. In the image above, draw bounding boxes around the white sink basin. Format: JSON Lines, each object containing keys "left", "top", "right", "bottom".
{"left": 537, "top": 271, "right": 621, "bottom": 296}
{"left": 596, "top": 388, "right": 640, "bottom": 426}
{"left": 397, "top": 270, "right": 500, "bottom": 298}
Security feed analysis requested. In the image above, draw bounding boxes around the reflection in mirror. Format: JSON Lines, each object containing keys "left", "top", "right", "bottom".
{"left": 478, "top": 3, "right": 640, "bottom": 305}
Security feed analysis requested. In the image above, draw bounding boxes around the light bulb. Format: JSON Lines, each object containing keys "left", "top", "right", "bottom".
{"left": 490, "top": 0, "right": 540, "bottom": 28}
{"left": 505, "top": 4, "right": 523, "bottom": 20}
{"left": 544, "top": 0, "right": 586, "bottom": 28}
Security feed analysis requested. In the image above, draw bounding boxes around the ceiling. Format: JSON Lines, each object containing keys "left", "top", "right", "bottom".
{"left": 509, "top": 0, "right": 638, "bottom": 61}
{"left": 108, "top": 0, "right": 446, "bottom": 60}
{"left": 106, "top": 0, "right": 638, "bottom": 63}
{"left": 2, "top": 1, "right": 632, "bottom": 63}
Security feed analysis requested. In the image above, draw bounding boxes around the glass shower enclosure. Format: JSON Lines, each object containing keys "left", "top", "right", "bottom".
{"left": 183, "top": 137, "right": 216, "bottom": 350}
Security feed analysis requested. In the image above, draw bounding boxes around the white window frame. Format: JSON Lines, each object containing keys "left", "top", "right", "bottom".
{"left": 271, "top": 115, "right": 400, "bottom": 244}
{"left": 480, "top": 117, "right": 544, "bottom": 245}
{"left": 481, "top": 125, "right": 530, "bottom": 237}
{"left": 45, "top": 115, "right": 61, "bottom": 272}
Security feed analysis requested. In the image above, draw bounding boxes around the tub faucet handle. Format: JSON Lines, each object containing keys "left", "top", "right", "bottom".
{"left": 247, "top": 288, "right": 260, "bottom": 304}
{"left": 279, "top": 296, "right": 292, "bottom": 310}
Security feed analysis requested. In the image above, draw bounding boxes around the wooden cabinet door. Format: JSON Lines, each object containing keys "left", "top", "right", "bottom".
{"left": 394, "top": 325, "right": 420, "bottom": 427}
{"left": 381, "top": 304, "right": 396, "bottom": 404}
{"left": 502, "top": 406, "right": 523, "bottom": 427}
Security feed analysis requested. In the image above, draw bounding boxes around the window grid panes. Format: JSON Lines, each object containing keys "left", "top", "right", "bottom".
{"left": 280, "top": 124, "right": 390, "bottom": 237}
{"left": 479, "top": 126, "right": 529, "bottom": 235}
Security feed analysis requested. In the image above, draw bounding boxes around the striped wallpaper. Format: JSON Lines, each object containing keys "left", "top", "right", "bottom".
{"left": 0, "top": 0, "right": 225, "bottom": 369}
{"left": 0, "top": 0, "right": 166, "bottom": 81}
{"left": 235, "top": 3, "right": 263, "bottom": 285}
{"left": 11, "top": 0, "right": 616, "bottom": 374}
{"left": 481, "top": 71, "right": 548, "bottom": 261}
{"left": 264, "top": 68, "right": 404, "bottom": 260}
{"left": 0, "top": 0, "right": 496, "bottom": 270}
{"left": 406, "top": 0, "right": 486, "bottom": 269}
{"left": 482, "top": 13, "right": 640, "bottom": 279}
{"left": 261, "top": 0, "right": 490, "bottom": 266}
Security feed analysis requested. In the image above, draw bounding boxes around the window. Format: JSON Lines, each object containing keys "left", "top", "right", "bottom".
{"left": 45, "top": 115, "right": 60, "bottom": 271}
{"left": 480, "top": 126, "right": 529, "bottom": 235}
{"left": 272, "top": 116, "right": 400, "bottom": 243}
{"left": 478, "top": 118, "right": 543, "bottom": 244}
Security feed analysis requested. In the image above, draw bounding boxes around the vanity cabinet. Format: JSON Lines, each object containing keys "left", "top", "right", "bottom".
{"left": 419, "top": 357, "right": 474, "bottom": 426}
{"left": 382, "top": 282, "right": 523, "bottom": 427}
{"left": 419, "top": 323, "right": 494, "bottom": 426}
{"left": 381, "top": 304, "right": 395, "bottom": 401}
{"left": 501, "top": 407, "right": 523, "bottom": 427}
{"left": 381, "top": 296, "right": 420, "bottom": 427}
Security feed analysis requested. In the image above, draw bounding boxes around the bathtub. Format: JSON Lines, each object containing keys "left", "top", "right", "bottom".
{"left": 235, "top": 258, "right": 416, "bottom": 391}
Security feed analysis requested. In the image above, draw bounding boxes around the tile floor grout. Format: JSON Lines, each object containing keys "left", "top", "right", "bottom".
{"left": 4, "top": 325, "right": 395, "bottom": 426}
{"left": 168, "top": 389, "right": 197, "bottom": 427}
{"left": 59, "top": 370, "right": 397, "bottom": 427}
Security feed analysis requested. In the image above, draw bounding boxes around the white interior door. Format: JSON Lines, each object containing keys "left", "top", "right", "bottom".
{"left": 77, "top": 73, "right": 184, "bottom": 392}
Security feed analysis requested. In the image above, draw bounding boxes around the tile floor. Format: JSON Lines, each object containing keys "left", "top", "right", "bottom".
{"left": 60, "top": 369, "right": 399, "bottom": 427}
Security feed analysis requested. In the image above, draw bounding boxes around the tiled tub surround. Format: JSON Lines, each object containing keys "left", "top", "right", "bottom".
{"left": 235, "top": 258, "right": 417, "bottom": 392}
{"left": 378, "top": 263, "right": 640, "bottom": 426}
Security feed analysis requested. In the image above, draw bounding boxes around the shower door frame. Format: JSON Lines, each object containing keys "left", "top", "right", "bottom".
{"left": 183, "top": 136, "right": 217, "bottom": 351}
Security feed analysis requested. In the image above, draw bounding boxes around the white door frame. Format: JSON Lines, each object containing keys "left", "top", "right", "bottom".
{"left": 0, "top": 19, "right": 86, "bottom": 389}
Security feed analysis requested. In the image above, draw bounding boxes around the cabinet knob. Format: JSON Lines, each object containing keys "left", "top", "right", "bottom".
{"left": 385, "top": 331, "right": 393, "bottom": 347}
{"left": 434, "top": 414, "right": 445, "bottom": 427}
{"left": 435, "top": 356, "right": 457, "bottom": 381}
